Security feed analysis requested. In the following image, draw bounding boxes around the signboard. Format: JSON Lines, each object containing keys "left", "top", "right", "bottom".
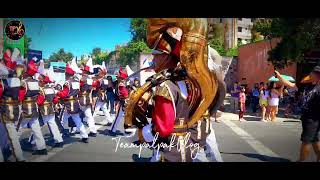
{"left": 28, "top": 49, "right": 42, "bottom": 62}
{"left": 50, "top": 62, "right": 66, "bottom": 86}
{"left": 139, "top": 53, "right": 155, "bottom": 85}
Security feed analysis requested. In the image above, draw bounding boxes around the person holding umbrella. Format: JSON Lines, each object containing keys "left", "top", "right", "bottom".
{"left": 275, "top": 66, "right": 320, "bottom": 162}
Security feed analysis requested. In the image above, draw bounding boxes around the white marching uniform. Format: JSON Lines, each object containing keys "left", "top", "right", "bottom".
{"left": 81, "top": 106, "right": 97, "bottom": 134}
{"left": 93, "top": 101, "right": 114, "bottom": 124}
{"left": 62, "top": 112, "right": 89, "bottom": 139}
{"left": 43, "top": 115, "right": 63, "bottom": 143}
{"left": 110, "top": 106, "right": 125, "bottom": 133}
{"left": 19, "top": 117, "right": 47, "bottom": 151}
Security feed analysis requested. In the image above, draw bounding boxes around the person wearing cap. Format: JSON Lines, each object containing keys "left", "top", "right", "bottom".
{"left": 53, "top": 64, "right": 89, "bottom": 143}
{"left": 92, "top": 68, "right": 114, "bottom": 126}
{"left": 37, "top": 74, "right": 64, "bottom": 147}
{"left": 275, "top": 66, "right": 320, "bottom": 162}
{"left": 18, "top": 60, "right": 47, "bottom": 155}
{"left": 0, "top": 59, "right": 26, "bottom": 161}
{"left": 78, "top": 61, "right": 98, "bottom": 137}
{"left": 110, "top": 67, "right": 129, "bottom": 134}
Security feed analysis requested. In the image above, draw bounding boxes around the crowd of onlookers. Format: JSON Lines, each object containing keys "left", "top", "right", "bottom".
{"left": 229, "top": 81, "right": 303, "bottom": 122}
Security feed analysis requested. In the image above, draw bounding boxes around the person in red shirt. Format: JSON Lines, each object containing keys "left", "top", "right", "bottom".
{"left": 37, "top": 74, "right": 64, "bottom": 147}
{"left": 110, "top": 67, "right": 129, "bottom": 134}
{"left": 0, "top": 61, "right": 26, "bottom": 161}
{"left": 92, "top": 68, "right": 114, "bottom": 126}
{"left": 53, "top": 64, "right": 89, "bottom": 143}
{"left": 18, "top": 60, "right": 48, "bottom": 155}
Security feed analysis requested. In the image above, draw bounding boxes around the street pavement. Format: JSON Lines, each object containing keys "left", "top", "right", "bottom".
{"left": 12, "top": 98, "right": 316, "bottom": 162}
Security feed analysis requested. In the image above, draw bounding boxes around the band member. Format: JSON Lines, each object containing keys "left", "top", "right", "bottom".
{"left": 19, "top": 60, "right": 47, "bottom": 155}
{"left": 93, "top": 68, "right": 114, "bottom": 125}
{"left": 37, "top": 73, "right": 64, "bottom": 147}
{"left": 125, "top": 19, "right": 221, "bottom": 162}
{"left": 0, "top": 59, "right": 26, "bottom": 161}
{"left": 110, "top": 67, "right": 129, "bottom": 133}
{"left": 53, "top": 64, "right": 89, "bottom": 143}
{"left": 79, "top": 59, "right": 98, "bottom": 137}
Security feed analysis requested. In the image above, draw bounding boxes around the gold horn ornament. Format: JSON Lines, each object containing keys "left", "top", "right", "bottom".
{"left": 147, "top": 18, "right": 218, "bottom": 128}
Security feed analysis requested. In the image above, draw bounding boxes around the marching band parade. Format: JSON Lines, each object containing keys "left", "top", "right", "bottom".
{"left": 8, "top": 18, "right": 319, "bottom": 162}
{"left": 0, "top": 18, "right": 240, "bottom": 162}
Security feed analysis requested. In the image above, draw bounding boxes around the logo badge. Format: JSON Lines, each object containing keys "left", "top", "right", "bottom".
{"left": 5, "top": 20, "right": 25, "bottom": 40}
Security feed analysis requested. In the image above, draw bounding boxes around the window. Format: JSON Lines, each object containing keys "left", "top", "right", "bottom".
{"left": 251, "top": 18, "right": 254, "bottom": 22}
{"left": 238, "top": 27, "right": 242, "bottom": 32}
{"left": 219, "top": 18, "right": 223, "bottom": 23}
{"left": 238, "top": 18, "right": 242, "bottom": 21}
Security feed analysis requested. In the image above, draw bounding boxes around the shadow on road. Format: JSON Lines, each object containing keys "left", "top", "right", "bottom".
{"left": 97, "top": 129, "right": 124, "bottom": 137}
{"left": 221, "top": 152, "right": 291, "bottom": 162}
{"left": 132, "top": 154, "right": 151, "bottom": 162}
{"left": 242, "top": 116, "right": 262, "bottom": 122}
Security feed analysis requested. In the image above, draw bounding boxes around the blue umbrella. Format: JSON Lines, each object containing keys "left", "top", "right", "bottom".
{"left": 268, "top": 75, "right": 295, "bottom": 82}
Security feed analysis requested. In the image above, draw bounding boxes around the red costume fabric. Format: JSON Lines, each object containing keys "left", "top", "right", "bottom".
{"left": 26, "top": 60, "right": 38, "bottom": 76}
{"left": 53, "top": 84, "right": 70, "bottom": 104}
{"left": 65, "top": 64, "right": 75, "bottom": 76}
{"left": 37, "top": 94, "right": 45, "bottom": 106}
{"left": 3, "top": 53, "right": 17, "bottom": 70}
{"left": 18, "top": 87, "right": 26, "bottom": 102}
{"left": 92, "top": 79, "right": 100, "bottom": 88}
{"left": 118, "top": 83, "right": 129, "bottom": 99}
{"left": 0, "top": 83, "right": 3, "bottom": 98}
{"left": 152, "top": 96, "right": 176, "bottom": 138}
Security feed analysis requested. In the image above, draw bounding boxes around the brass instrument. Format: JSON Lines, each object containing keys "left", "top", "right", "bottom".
{"left": 123, "top": 69, "right": 170, "bottom": 128}
{"left": 124, "top": 18, "right": 218, "bottom": 130}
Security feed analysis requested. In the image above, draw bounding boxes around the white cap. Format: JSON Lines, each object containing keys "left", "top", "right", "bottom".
{"left": 86, "top": 57, "right": 94, "bottom": 73}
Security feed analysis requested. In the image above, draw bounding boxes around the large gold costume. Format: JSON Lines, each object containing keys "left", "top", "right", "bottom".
{"left": 124, "top": 18, "right": 219, "bottom": 130}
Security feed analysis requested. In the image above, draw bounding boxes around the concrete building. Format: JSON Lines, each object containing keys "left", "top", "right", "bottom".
{"left": 237, "top": 39, "right": 297, "bottom": 91}
{"left": 208, "top": 18, "right": 253, "bottom": 49}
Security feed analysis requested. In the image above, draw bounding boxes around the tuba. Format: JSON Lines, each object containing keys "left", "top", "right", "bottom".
{"left": 124, "top": 18, "right": 219, "bottom": 130}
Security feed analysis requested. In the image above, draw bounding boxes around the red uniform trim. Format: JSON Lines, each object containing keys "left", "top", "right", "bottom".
{"left": 18, "top": 87, "right": 26, "bottom": 102}
{"left": 152, "top": 96, "right": 176, "bottom": 138}
{"left": 37, "top": 94, "right": 45, "bottom": 105}
{"left": 118, "top": 85, "right": 129, "bottom": 99}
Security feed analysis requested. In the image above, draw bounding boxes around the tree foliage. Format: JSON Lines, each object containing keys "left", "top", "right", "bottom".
{"left": 24, "top": 35, "right": 32, "bottom": 56}
{"left": 117, "top": 41, "right": 151, "bottom": 66}
{"left": 49, "top": 48, "right": 74, "bottom": 62}
{"left": 115, "top": 18, "right": 151, "bottom": 66}
{"left": 130, "top": 18, "right": 148, "bottom": 42}
{"left": 253, "top": 18, "right": 320, "bottom": 69}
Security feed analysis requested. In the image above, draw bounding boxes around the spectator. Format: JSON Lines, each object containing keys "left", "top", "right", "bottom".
{"left": 275, "top": 66, "right": 320, "bottom": 162}
{"left": 239, "top": 87, "right": 246, "bottom": 122}
{"left": 251, "top": 83, "right": 260, "bottom": 116}
{"left": 106, "top": 76, "right": 116, "bottom": 114}
{"left": 230, "top": 82, "right": 241, "bottom": 113}
{"left": 259, "top": 82, "right": 269, "bottom": 122}
{"left": 267, "top": 81, "right": 284, "bottom": 122}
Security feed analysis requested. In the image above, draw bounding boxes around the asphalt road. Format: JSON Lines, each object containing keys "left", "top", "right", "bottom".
{"left": 10, "top": 102, "right": 317, "bottom": 162}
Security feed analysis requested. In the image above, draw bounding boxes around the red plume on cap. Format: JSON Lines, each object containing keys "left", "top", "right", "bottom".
{"left": 66, "top": 64, "right": 75, "bottom": 76}
{"left": 26, "top": 60, "right": 38, "bottom": 76}
{"left": 43, "top": 75, "right": 53, "bottom": 84}
{"left": 118, "top": 67, "right": 128, "bottom": 79}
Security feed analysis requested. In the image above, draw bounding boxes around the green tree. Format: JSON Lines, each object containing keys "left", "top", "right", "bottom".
{"left": 117, "top": 41, "right": 151, "bottom": 66}
{"left": 49, "top": 48, "right": 74, "bottom": 62}
{"left": 113, "top": 18, "right": 151, "bottom": 66}
{"left": 130, "top": 18, "right": 148, "bottom": 42}
{"left": 24, "top": 35, "right": 32, "bottom": 55}
{"left": 253, "top": 18, "right": 320, "bottom": 68}
{"left": 91, "top": 47, "right": 102, "bottom": 58}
